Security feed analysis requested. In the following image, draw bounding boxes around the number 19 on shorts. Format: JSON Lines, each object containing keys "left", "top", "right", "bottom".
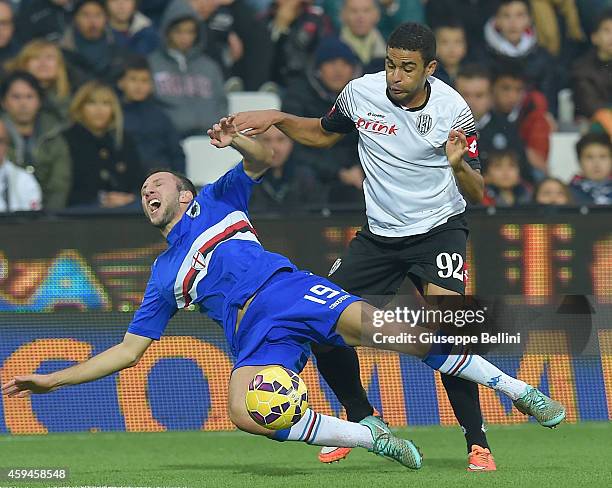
{"left": 303, "top": 285, "right": 341, "bottom": 305}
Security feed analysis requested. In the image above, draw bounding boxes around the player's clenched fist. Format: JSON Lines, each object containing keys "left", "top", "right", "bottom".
{"left": 232, "top": 110, "right": 282, "bottom": 136}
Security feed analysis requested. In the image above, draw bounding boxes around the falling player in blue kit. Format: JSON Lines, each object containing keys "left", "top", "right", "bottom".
{"left": 2, "top": 117, "right": 566, "bottom": 470}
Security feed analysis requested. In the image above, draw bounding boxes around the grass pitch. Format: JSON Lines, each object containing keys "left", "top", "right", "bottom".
{"left": 1, "top": 423, "right": 611, "bottom": 488}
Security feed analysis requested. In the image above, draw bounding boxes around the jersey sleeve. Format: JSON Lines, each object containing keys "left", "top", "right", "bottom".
{"left": 451, "top": 102, "right": 481, "bottom": 171}
{"left": 200, "top": 161, "right": 260, "bottom": 212}
{"left": 127, "top": 266, "right": 177, "bottom": 340}
{"left": 320, "top": 83, "right": 357, "bottom": 134}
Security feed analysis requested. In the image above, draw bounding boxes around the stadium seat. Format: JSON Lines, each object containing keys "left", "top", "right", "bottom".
{"left": 183, "top": 136, "right": 242, "bottom": 186}
{"left": 227, "top": 91, "right": 281, "bottom": 114}
{"left": 548, "top": 132, "right": 581, "bottom": 183}
{"left": 557, "top": 89, "right": 575, "bottom": 127}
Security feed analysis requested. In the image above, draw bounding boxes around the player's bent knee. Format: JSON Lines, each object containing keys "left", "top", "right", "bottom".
{"left": 229, "top": 404, "right": 255, "bottom": 433}
{"left": 230, "top": 415, "right": 255, "bottom": 434}
{"left": 228, "top": 400, "right": 273, "bottom": 437}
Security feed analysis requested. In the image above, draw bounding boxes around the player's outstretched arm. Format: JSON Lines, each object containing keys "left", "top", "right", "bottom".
{"left": 232, "top": 110, "right": 343, "bottom": 149}
{"left": 446, "top": 129, "right": 484, "bottom": 204}
{"left": 0, "top": 333, "right": 152, "bottom": 397}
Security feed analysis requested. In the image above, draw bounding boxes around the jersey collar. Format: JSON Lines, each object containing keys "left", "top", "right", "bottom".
{"left": 386, "top": 80, "right": 431, "bottom": 112}
{"left": 166, "top": 213, "right": 189, "bottom": 246}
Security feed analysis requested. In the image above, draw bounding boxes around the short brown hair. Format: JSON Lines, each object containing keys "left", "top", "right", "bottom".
{"left": 146, "top": 169, "right": 197, "bottom": 198}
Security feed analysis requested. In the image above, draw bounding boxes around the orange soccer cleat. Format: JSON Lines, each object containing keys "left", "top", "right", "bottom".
{"left": 318, "top": 446, "right": 352, "bottom": 464}
{"left": 467, "top": 445, "right": 497, "bottom": 472}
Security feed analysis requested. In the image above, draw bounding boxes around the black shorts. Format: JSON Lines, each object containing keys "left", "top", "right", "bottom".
{"left": 327, "top": 213, "right": 469, "bottom": 301}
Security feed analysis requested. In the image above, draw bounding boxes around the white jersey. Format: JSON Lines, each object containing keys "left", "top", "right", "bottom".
{"left": 322, "top": 72, "right": 480, "bottom": 237}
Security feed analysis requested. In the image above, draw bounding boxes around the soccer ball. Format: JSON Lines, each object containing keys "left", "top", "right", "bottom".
{"left": 245, "top": 366, "right": 309, "bottom": 430}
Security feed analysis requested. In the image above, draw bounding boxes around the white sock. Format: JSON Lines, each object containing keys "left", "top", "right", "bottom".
{"left": 272, "top": 409, "right": 373, "bottom": 448}
{"left": 437, "top": 351, "right": 528, "bottom": 400}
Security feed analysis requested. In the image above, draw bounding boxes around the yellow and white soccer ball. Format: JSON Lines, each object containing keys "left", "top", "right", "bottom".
{"left": 245, "top": 366, "right": 309, "bottom": 430}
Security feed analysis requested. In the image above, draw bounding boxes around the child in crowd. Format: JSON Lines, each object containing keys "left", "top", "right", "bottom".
{"left": 533, "top": 177, "right": 573, "bottom": 205}
{"left": 148, "top": 2, "right": 227, "bottom": 138}
{"left": 106, "top": 0, "right": 159, "bottom": 56}
{"left": 117, "top": 56, "right": 185, "bottom": 173}
{"left": 569, "top": 133, "right": 612, "bottom": 205}
{"left": 434, "top": 21, "right": 467, "bottom": 87}
{"left": 482, "top": 150, "right": 532, "bottom": 206}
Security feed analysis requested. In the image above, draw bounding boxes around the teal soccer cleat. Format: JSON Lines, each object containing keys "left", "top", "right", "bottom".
{"left": 513, "top": 386, "right": 566, "bottom": 427}
{"left": 359, "top": 415, "right": 423, "bottom": 469}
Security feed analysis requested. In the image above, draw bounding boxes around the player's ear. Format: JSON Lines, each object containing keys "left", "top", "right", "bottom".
{"left": 426, "top": 59, "right": 437, "bottom": 77}
{"left": 179, "top": 191, "right": 193, "bottom": 205}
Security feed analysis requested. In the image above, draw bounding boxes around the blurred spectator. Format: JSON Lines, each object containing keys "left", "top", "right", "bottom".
{"left": 569, "top": 132, "right": 612, "bottom": 204}
{"left": 249, "top": 126, "right": 321, "bottom": 210}
{"left": 320, "top": 0, "right": 424, "bottom": 38}
{"left": 282, "top": 37, "right": 361, "bottom": 190}
{"left": 148, "top": 1, "right": 227, "bottom": 138}
{"left": 5, "top": 40, "right": 72, "bottom": 118}
{"left": 0, "top": 1, "right": 19, "bottom": 66}
{"left": 0, "top": 71, "right": 71, "bottom": 209}
{"left": 492, "top": 63, "right": 553, "bottom": 179}
{"left": 225, "top": 0, "right": 276, "bottom": 91}
{"left": 571, "top": 8, "right": 612, "bottom": 137}
{"left": 481, "top": 0, "right": 559, "bottom": 113}
{"left": 434, "top": 21, "right": 467, "bottom": 87}
{"left": 530, "top": 0, "right": 585, "bottom": 56}
{"left": 175, "top": 0, "right": 243, "bottom": 80}
{"left": 177, "top": 0, "right": 272, "bottom": 91}
{"left": 0, "top": 119, "right": 42, "bottom": 212}
{"left": 425, "top": 0, "right": 499, "bottom": 52}
{"left": 455, "top": 65, "right": 532, "bottom": 181}
{"left": 16, "top": 0, "right": 73, "bottom": 44}
{"left": 339, "top": 0, "right": 386, "bottom": 69}
{"left": 105, "top": 0, "right": 159, "bottom": 56}
{"left": 64, "top": 81, "right": 143, "bottom": 208}
{"left": 259, "top": 0, "right": 334, "bottom": 87}
{"left": 60, "top": 0, "right": 126, "bottom": 83}
{"left": 482, "top": 150, "right": 532, "bottom": 206}
{"left": 117, "top": 56, "right": 185, "bottom": 173}
{"left": 533, "top": 176, "right": 573, "bottom": 205}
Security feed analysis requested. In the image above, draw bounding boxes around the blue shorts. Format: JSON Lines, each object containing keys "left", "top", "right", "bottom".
{"left": 231, "top": 269, "right": 362, "bottom": 372}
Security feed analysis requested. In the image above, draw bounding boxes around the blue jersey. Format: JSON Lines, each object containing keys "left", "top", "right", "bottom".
{"left": 127, "top": 162, "right": 296, "bottom": 346}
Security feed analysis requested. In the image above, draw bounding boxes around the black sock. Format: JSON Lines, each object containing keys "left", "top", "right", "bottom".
{"left": 313, "top": 345, "right": 374, "bottom": 422}
{"left": 441, "top": 374, "right": 490, "bottom": 452}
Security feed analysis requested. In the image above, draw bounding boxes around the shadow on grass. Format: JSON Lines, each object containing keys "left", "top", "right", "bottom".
{"left": 160, "top": 458, "right": 464, "bottom": 476}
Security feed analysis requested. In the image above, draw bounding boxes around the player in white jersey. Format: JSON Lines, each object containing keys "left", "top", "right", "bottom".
{"left": 233, "top": 23, "right": 497, "bottom": 471}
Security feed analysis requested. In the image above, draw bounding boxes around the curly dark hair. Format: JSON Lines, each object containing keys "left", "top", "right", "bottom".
{"left": 387, "top": 23, "right": 437, "bottom": 65}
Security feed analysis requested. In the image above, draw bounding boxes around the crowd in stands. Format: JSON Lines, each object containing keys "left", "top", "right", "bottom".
{"left": 0, "top": 0, "right": 610, "bottom": 213}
